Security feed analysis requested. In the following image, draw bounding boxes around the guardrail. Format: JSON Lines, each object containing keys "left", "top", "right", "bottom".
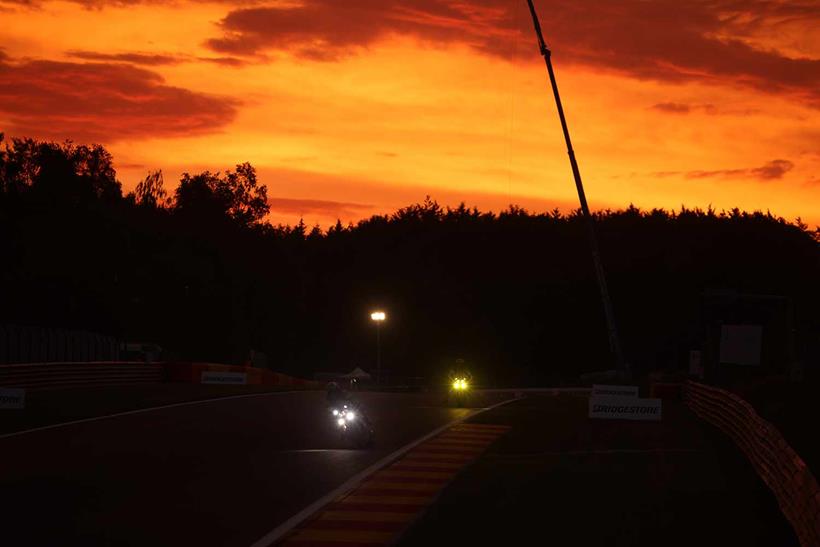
{"left": 165, "top": 362, "right": 322, "bottom": 389}
{"left": 0, "top": 361, "right": 324, "bottom": 391}
{"left": 476, "top": 387, "right": 592, "bottom": 394}
{"left": 0, "top": 362, "right": 163, "bottom": 389}
{"left": 684, "top": 380, "right": 820, "bottom": 546}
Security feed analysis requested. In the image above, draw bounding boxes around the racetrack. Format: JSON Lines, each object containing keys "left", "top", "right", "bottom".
{"left": 0, "top": 390, "right": 476, "bottom": 547}
{"left": 0, "top": 388, "right": 798, "bottom": 547}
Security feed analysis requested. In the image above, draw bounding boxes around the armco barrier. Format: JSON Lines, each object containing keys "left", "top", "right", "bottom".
{"left": 0, "top": 361, "right": 322, "bottom": 391}
{"left": 0, "top": 361, "right": 163, "bottom": 389}
{"left": 164, "top": 362, "right": 322, "bottom": 389}
{"left": 684, "top": 380, "right": 820, "bottom": 546}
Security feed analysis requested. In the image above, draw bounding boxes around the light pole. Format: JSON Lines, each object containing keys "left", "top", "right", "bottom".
{"left": 370, "top": 311, "right": 386, "bottom": 385}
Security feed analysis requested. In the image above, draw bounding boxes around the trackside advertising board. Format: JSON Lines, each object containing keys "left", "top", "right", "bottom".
{"left": 592, "top": 384, "right": 639, "bottom": 398}
{"left": 201, "top": 371, "right": 247, "bottom": 385}
{"left": 0, "top": 388, "right": 26, "bottom": 409}
{"left": 589, "top": 396, "right": 662, "bottom": 421}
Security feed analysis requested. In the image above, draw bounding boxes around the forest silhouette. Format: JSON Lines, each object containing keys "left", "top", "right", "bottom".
{"left": 1, "top": 135, "right": 818, "bottom": 385}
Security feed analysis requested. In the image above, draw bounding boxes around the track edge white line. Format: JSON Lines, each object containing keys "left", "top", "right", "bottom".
{"left": 249, "top": 395, "right": 522, "bottom": 547}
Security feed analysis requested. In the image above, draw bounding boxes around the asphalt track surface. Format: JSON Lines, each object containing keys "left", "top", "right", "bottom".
{"left": 1, "top": 389, "right": 798, "bottom": 547}
{"left": 0, "top": 390, "right": 477, "bottom": 547}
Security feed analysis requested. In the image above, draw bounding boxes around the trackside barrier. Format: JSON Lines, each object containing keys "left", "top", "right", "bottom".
{"left": 164, "top": 362, "right": 322, "bottom": 389}
{"left": 476, "top": 387, "right": 591, "bottom": 394}
{"left": 684, "top": 381, "right": 820, "bottom": 546}
{"left": 0, "top": 361, "right": 323, "bottom": 391}
{"left": 0, "top": 362, "right": 163, "bottom": 389}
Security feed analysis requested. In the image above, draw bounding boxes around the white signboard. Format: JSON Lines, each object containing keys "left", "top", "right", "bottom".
{"left": 720, "top": 324, "right": 762, "bottom": 365}
{"left": 589, "top": 396, "right": 662, "bottom": 421}
{"left": 201, "top": 371, "right": 247, "bottom": 385}
{"left": 0, "top": 388, "right": 26, "bottom": 409}
{"left": 592, "top": 384, "right": 639, "bottom": 398}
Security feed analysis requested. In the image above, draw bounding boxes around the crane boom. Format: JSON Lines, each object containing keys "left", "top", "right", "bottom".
{"left": 525, "top": 0, "right": 629, "bottom": 376}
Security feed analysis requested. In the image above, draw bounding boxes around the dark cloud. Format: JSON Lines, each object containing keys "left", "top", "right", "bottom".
{"left": 654, "top": 159, "right": 795, "bottom": 181}
{"left": 267, "top": 197, "right": 374, "bottom": 218}
{"left": 207, "top": 1, "right": 515, "bottom": 58}
{"left": 116, "top": 162, "right": 148, "bottom": 170}
{"left": 67, "top": 50, "right": 183, "bottom": 65}
{"left": 197, "top": 56, "right": 248, "bottom": 67}
{"left": 652, "top": 102, "right": 764, "bottom": 116}
{"left": 686, "top": 167, "right": 749, "bottom": 179}
{"left": 0, "top": 0, "right": 268, "bottom": 6}
{"left": 0, "top": 55, "right": 240, "bottom": 143}
{"left": 204, "top": 0, "right": 820, "bottom": 107}
{"left": 748, "top": 159, "right": 795, "bottom": 180}
{"left": 651, "top": 102, "right": 725, "bottom": 115}
{"left": 652, "top": 102, "right": 692, "bottom": 114}
{"left": 67, "top": 50, "right": 249, "bottom": 68}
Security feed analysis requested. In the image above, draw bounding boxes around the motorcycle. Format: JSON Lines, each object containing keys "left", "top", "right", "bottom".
{"left": 331, "top": 404, "right": 375, "bottom": 448}
{"left": 449, "top": 374, "right": 472, "bottom": 407}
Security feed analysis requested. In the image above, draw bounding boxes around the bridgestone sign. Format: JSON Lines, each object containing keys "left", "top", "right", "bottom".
{"left": 201, "top": 371, "right": 247, "bottom": 385}
{"left": 0, "top": 388, "right": 26, "bottom": 409}
{"left": 589, "top": 395, "right": 662, "bottom": 421}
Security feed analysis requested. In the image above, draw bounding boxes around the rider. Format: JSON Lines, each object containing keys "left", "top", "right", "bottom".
{"left": 449, "top": 358, "right": 471, "bottom": 386}
{"left": 327, "top": 381, "right": 371, "bottom": 426}
{"left": 326, "top": 381, "right": 353, "bottom": 408}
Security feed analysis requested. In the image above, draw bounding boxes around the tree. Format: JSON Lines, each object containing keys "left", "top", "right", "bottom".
{"left": 0, "top": 137, "right": 120, "bottom": 203}
{"left": 220, "top": 162, "right": 269, "bottom": 227}
{"left": 174, "top": 163, "right": 269, "bottom": 227}
{"left": 133, "top": 170, "right": 170, "bottom": 209}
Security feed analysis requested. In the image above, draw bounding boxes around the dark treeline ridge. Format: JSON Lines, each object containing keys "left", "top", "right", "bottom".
{"left": 1, "top": 136, "right": 818, "bottom": 385}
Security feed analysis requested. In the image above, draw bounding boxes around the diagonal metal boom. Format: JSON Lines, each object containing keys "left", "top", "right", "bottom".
{"left": 525, "top": 0, "right": 629, "bottom": 376}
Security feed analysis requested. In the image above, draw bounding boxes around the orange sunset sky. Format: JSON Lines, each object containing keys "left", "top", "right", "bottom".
{"left": 1, "top": 0, "right": 818, "bottom": 228}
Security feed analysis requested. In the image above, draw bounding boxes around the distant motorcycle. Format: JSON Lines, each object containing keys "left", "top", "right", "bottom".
{"left": 331, "top": 404, "right": 375, "bottom": 448}
{"left": 449, "top": 374, "right": 472, "bottom": 407}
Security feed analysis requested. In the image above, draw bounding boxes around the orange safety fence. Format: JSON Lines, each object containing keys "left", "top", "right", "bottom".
{"left": 684, "top": 380, "right": 820, "bottom": 546}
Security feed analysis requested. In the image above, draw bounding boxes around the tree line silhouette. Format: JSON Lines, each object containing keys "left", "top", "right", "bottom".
{"left": 1, "top": 135, "right": 818, "bottom": 385}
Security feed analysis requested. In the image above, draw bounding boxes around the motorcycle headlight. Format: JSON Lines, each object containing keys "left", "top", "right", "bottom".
{"left": 346, "top": 412, "right": 355, "bottom": 421}
{"left": 337, "top": 418, "right": 346, "bottom": 426}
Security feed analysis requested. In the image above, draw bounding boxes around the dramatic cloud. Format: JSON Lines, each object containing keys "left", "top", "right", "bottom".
{"left": 267, "top": 197, "right": 374, "bottom": 219}
{"left": 205, "top": 0, "right": 820, "bottom": 106}
{"left": 66, "top": 50, "right": 247, "bottom": 68}
{"left": 652, "top": 102, "right": 694, "bottom": 114}
{"left": 66, "top": 50, "right": 183, "bottom": 65}
{"left": 0, "top": 55, "right": 240, "bottom": 143}
{"left": 650, "top": 102, "right": 762, "bottom": 116}
{"left": 753, "top": 160, "right": 796, "bottom": 180}
{"left": 654, "top": 159, "right": 795, "bottom": 181}
{"left": 198, "top": 56, "right": 247, "bottom": 67}
{"left": 207, "top": 1, "right": 517, "bottom": 59}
